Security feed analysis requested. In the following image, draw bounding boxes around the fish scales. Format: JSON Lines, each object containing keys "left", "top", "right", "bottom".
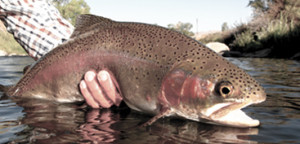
{"left": 1, "top": 14, "right": 266, "bottom": 127}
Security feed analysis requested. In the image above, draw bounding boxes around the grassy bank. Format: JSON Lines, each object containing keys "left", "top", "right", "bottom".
{"left": 199, "top": 0, "right": 300, "bottom": 59}
{"left": 198, "top": 17, "right": 300, "bottom": 59}
{"left": 0, "top": 32, "right": 26, "bottom": 55}
{"left": 231, "top": 17, "right": 299, "bottom": 58}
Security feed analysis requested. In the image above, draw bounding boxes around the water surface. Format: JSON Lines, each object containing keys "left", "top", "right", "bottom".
{"left": 0, "top": 56, "right": 299, "bottom": 143}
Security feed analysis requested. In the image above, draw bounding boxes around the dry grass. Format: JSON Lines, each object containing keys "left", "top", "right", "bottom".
{"left": 0, "top": 32, "right": 26, "bottom": 55}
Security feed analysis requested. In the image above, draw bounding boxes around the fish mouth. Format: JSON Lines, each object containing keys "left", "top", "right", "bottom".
{"left": 201, "top": 102, "right": 260, "bottom": 128}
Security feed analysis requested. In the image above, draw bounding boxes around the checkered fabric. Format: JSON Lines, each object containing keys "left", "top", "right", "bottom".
{"left": 0, "top": 0, "right": 74, "bottom": 60}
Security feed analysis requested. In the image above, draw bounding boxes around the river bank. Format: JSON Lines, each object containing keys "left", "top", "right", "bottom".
{"left": 0, "top": 50, "right": 27, "bottom": 57}
{"left": 198, "top": 23, "right": 300, "bottom": 60}
{"left": 198, "top": 0, "right": 300, "bottom": 61}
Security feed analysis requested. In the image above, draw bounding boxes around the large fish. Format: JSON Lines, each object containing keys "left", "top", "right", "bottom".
{"left": 0, "top": 14, "right": 266, "bottom": 128}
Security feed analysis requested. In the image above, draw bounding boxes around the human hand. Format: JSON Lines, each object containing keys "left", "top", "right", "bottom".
{"left": 79, "top": 70, "right": 123, "bottom": 108}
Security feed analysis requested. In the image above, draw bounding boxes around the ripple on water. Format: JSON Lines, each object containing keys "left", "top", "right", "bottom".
{"left": 0, "top": 99, "right": 27, "bottom": 144}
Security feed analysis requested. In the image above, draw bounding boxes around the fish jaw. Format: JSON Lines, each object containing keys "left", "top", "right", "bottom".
{"left": 200, "top": 102, "right": 261, "bottom": 128}
{"left": 159, "top": 63, "right": 266, "bottom": 128}
{"left": 201, "top": 85, "right": 267, "bottom": 128}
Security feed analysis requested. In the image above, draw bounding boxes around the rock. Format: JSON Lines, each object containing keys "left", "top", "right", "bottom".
{"left": 0, "top": 50, "right": 8, "bottom": 56}
{"left": 206, "top": 42, "right": 230, "bottom": 55}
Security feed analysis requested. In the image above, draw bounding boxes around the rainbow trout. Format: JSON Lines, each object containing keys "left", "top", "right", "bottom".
{"left": 0, "top": 14, "right": 266, "bottom": 127}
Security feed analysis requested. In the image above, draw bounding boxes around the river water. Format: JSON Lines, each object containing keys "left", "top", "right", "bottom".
{"left": 0, "top": 56, "right": 299, "bottom": 143}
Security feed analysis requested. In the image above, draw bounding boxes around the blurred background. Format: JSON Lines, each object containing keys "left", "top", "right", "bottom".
{"left": 1, "top": 0, "right": 299, "bottom": 59}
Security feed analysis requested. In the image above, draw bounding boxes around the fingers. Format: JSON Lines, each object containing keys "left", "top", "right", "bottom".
{"left": 98, "top": 69, "right": 123, "bottom": 106}
{"left": 80, "top": 80, "right": 100, "bottom": 108}
{"left": 97, "top": 70, "right": 122, "bottom": 106}
{"left": 80, "top": 70, "right": 123, "bottom": 109}
{"left": 83, "top": 71, "right": 113, "bottom": 108}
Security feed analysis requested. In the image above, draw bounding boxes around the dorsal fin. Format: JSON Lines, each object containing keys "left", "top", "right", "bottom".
{"left": 70, "top": 14, "right": 115, "bottom": 38}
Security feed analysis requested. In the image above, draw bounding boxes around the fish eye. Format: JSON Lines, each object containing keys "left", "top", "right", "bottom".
{"left": 221, "top": 86, "right": 231, "bottom": 95}
{"left": 216, "top": 81, "right": 234, "bottom": 98}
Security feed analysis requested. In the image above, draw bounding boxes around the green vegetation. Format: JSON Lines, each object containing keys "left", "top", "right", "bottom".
{"left": 168, "top": 22, "right": 194, "bottom": 37}
{"left": 221, "top": 22, "right": 229, "bottom": 32}
{"left": 199, "top": 0, "right": 300, "bottom": 59}
{"left": 231, "top": 15, "right": 299, "bottom": 55}
{"left": 52, "top": 0, "right": 90, "bottom": 25}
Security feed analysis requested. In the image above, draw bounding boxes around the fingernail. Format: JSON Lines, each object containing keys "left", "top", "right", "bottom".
{"left": 98, "top": 71, "right": 109, "bottom": 81}
{"left": 86, "top": 71, "right": 96, "bottom": 81}
{"left": 80, "top": 81, "right": 87, "bottom": 88}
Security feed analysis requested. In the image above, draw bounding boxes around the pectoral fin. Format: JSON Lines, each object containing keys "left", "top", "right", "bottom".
{"left": 141, "top": 107, "right": 173, "bottom": 127}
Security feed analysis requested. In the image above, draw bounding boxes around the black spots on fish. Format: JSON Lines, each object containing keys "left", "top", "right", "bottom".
{"left": 196, "top": 48, "right": 202, "bottom": 52}
{"left": 156, "top": 77, "right": 160, "bottom": 81}
{"left": 131, "top": 24, "right": 206, "bottom": 65}
{"left": 155, "top": 74, "right": 161, "bottom": 81}
{"left": 164, "top": 40, "right": 174, "bottom": 47}
{"left": 215, "top": 55, "right": 220, "bottom": 60}
{"left": 189, "top": 49, "right": 195, "bottom": 53}
{"left": 130, "top": 67, "right": 139, "bottom": 74}
{"left": 193, "top": 42, "right": 198, "bottom": 47}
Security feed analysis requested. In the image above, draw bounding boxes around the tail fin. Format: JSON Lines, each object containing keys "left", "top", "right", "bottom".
{"left": 0, "top": 84, "right": 11, "bottom": 93}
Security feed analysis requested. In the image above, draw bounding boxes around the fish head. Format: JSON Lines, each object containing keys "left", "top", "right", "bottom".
{"left": 160, "top": 55, "right": 266, "bottom": 128}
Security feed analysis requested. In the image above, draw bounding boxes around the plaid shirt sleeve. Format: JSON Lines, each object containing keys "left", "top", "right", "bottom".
{"left": 0, "top": 0, "right": 74, "bottom": 60}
